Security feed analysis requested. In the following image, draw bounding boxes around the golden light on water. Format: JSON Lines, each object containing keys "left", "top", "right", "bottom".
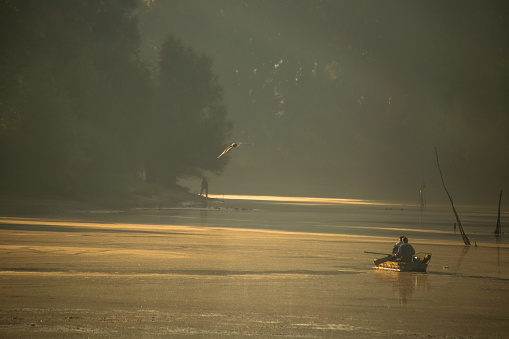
{"left": 207, "top": 194, "right": 397, "bottom": 206}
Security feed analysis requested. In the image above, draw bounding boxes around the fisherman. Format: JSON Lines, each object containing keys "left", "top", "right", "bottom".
{"left": 394, "top": 236, "right": 415, "bottom": 262}
{"left": 392, "top": 236, "right": 405, "bottom": 256}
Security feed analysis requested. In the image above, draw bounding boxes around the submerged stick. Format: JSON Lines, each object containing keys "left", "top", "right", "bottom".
{"left": 495, "top": 190, "right": 502, "bottom": 237}
{"left": 434, "top": 147, "right": 471, "bottom": 246}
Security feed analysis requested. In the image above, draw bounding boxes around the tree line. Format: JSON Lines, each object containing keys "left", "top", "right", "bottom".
{"left": 138, "top": 1, "right": 509, "bottom": 201}
{"left": 0, "top": 0, "right": 232, "bottom": 199}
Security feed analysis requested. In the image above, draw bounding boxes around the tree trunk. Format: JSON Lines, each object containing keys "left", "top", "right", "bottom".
{"left": 434, "top": 147, "right": 471, "bottom": 246}
{"left": 495, "top": 190, "right": 502, "bottom": 237}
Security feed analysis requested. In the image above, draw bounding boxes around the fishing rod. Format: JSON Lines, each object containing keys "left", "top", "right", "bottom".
{"left": 363, "top": 251, "right": 391, "bottom": 256}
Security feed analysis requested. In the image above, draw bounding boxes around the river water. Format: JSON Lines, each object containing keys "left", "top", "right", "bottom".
{"left": 0, "top": 195, "right": 508, "bottom": 338}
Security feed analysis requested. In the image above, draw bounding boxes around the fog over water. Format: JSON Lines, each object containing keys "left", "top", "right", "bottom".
{"left": 138, "top": 1, "right": 509, "bottom": 204}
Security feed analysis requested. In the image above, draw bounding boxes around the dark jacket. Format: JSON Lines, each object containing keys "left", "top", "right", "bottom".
{"left": 392, "top": 241, "right": 403, "bottom": 255}
{"left": 396, "top": 243, "right": 415, "bottom": 262}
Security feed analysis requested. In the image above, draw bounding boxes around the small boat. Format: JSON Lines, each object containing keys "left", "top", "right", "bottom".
{"left": 374, "top": 254, "right": 432, "bottom": 272}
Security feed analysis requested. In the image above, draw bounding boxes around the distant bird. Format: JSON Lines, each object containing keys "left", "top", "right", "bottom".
{"left": 217, "top": 142, "right": 254, "bottom": 158}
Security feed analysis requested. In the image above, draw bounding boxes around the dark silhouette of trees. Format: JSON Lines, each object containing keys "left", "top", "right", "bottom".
{"left": 137, "top": 0, "right": 509, "bottom": 201}
{"left": 0, "top": 0, "right": 147, "bottom": 196}
{"left": 0, "top": 1, "right": 232, "bottom": 199}
{"left": 145, "top": 35, "right": 232, "bottom": 186}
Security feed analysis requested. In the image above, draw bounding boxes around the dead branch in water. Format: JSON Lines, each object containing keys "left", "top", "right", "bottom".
{"left": 495, "top": 190, "right": 502, "bottom": 237}
{"left": 434, "top": 147, "right": 471, "bottom": 246}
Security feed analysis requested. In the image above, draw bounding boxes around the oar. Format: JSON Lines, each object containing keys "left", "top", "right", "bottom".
{"left": 364, "top": 251, "right": 391, "bottom": 256}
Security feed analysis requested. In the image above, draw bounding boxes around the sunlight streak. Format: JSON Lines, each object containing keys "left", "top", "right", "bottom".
{"left": 207, "top": 194, "right": 399, "bottom": 206}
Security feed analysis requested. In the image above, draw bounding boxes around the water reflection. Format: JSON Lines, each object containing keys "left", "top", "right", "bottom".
{"left": 374, "top": 270, "right": 429, "bottom": 305}
{"left": 200, "top": 209, "right": 208, "bottom": 224}
{"left": 456, "top": 246, "right": 470, "bottom": 268}
{"left": 496, "top": 237, "right": 501, "bottom": 276}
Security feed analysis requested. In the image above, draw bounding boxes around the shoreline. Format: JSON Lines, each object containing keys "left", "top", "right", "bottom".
{"left": 0, "top": 189, "right": 208, "bottom": 216}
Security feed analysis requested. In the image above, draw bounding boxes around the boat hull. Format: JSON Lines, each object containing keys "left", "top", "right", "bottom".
{"left": 375, "top": 261, "right": 428, "bottom": 272}
{"left": 374, "top": 254, "right": 431, "bottom": 272}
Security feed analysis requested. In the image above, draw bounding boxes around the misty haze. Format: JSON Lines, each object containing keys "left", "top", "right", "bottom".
{"left": 1, "top": 1, "right": 508, "bottom": 338}
{"left": 1, "top": 0, "right": 508, "bottom": 205}
{"left": 140, "top": 1, "right": 508, "bottom": 205}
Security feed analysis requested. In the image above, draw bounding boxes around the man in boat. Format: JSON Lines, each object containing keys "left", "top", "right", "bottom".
{"left": 394, "top": 236, "right": 415, "bottom": 262}
{"left": 392, "top": 236, "right": 405, "bottom": 256}
{"left": 374, "top": 237, "right": 430, "bottom": 269}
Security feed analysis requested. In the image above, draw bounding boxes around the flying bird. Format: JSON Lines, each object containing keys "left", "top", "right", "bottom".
{"left": 217, "top": 142, "right": 254, "bottom": 158}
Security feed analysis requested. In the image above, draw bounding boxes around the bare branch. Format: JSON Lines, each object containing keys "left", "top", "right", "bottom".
{"left": 434, "top": 147, "right": 470, "bottom": 246}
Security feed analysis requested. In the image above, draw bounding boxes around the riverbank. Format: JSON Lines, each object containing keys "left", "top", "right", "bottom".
{"left": 0, "top": 188, "right": 207, "bottom": 216}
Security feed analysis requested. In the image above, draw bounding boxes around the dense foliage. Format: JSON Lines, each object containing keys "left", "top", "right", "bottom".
{"left": 146, "top": 35, "right": 232, "bottom": 186}
{"left": 138, "top": 0, "right": 509, "bottom": 201}
{"left": 0, "top": 0, "right": 232, "bottom": 198}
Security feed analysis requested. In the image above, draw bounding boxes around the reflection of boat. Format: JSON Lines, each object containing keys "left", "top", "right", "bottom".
{"left": 374, "top": 254, "right": 432, "bottom": 272}
{"left": 374, "top": 269, "right": 430, "bottom": 305}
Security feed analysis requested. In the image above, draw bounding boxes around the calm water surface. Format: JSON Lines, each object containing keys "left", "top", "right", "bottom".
{"left": 2, "top": 195, "right": 507, "bottom": 337}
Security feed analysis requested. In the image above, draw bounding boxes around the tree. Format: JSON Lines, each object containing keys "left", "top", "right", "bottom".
{"left": 435, "top": 147, "right": 471, "bottom": 246}
{"left": 0, "top": 0, "right": 152, "bottom": 197}
{"left": 137, "top": 0, "right": 509, "bottom": 201}
{"left": 145, "top": 35, "right": 232, "bottom": 186}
